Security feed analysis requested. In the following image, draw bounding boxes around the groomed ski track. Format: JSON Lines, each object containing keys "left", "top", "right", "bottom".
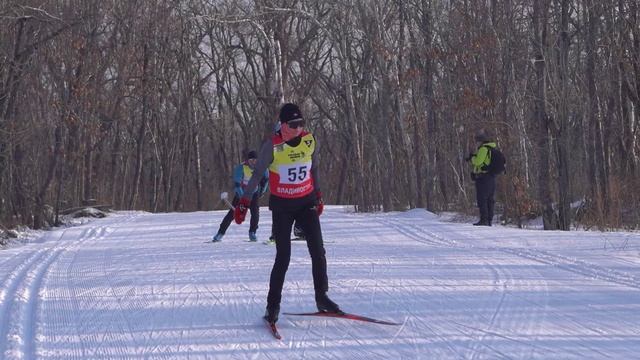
{"left": 0, "top": 207, "right": 639, "bottom": 359}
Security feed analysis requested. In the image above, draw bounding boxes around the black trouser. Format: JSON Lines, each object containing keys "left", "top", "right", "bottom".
{"left": 217, "top": 194, "right": 260, "bottom": 234}
{"left": 475, "top": 174, "right": 496, "bottom": 224}
{"left": 267, "top": 201, "right": 327, "bottom": 308}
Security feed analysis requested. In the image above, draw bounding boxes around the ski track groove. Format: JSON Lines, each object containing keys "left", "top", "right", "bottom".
{"left": 402, "top": 219, "right": 638, "bottom": 358}
{"left": 0, "top": 225, "right": 102, "bottom": 360}
{"left": 21, "top": 247, "right": 66, "bottom": 359}
{"left": 103, "top": 244, "right": 141, "bottom": 358}
{"left": 57, "top": 226, "right": 120, "bottom": 358}
{"left": 381, "top": 217, "right": 551, "bottom": 359}
{"left": 378, "top": 218, "right": 472, "bottom": 357}
{"left": 103, "top": 213, "right": 162, "bottom": 359}
{"left": 377, "top": 218, "right": 484, "bottom": 357}
{"left": 499, "top": 247, "right": 640, "bottom": 290}
{"left": 316, "top": 213, "right": 637, "bottom": 358}
{"left": 171, "top": 267, "right": 186, "bottom": 358}
{"left": 420, "top": 223, "right": 554, "bottom": 359}
{"left": 0, "top": 249, "right": 49, "bottom": 358}
{"left": 1, "top": 220, "right": 127, "bottom": 359}
{"left": 0, "top": 246, "right": 60, "bottom": 360}
{"left": 429, "top": 224, "right": 640, "bottom": 291}
{"left": 74, "top": 227, "right": 106, "bottom": 357}
{"left": 467, "top": 269, "right": 508, "bottom": 360}
{"left": 38, "top": 213, "right": 143, "bottom": 359}
{"left": 402, "top": 217, "right": 640, "bottom": 291}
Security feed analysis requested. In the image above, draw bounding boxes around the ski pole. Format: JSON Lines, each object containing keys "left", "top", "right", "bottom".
{"left": 220, "top": 192, "right": 235, "bottom": 210}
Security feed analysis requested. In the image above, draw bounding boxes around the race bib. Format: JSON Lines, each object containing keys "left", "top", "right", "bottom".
{"left": 277, "top": 162, "right": 311, "bottom": 184}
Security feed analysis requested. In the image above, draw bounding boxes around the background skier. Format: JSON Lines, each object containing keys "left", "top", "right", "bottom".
{"left": 212, "top": 150, "right": 268, "bottom": 242}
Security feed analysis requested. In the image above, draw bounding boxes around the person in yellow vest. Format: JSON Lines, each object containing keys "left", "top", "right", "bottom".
{"left": 467, "top": 129, "right": 498, "bottom": 226}
{"left": 235, "top": 103, "right": 340, "bottom": 324}
{"left": 212, "top": 150, "right": 268, "bottom": 242}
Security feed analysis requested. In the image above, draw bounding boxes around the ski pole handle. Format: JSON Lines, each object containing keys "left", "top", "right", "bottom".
{"left": 220, "top": 192, "right": 235, "bottom": 210}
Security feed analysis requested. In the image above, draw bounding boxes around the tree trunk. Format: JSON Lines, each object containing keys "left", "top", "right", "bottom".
{"left": 395, "top": 1, "right": 418, "bottom": 210}
{"left": 193, "top": 123, "right": 203, "bottom": 211}
{"left": 110, "top": 124, "right": 122, "bottom": 208}
{"left": 421, "top": 0, "right": 438, "bottom": 212}
{"left": 128, "top": 44, "right": 150, "bottom": 209}
{"left": 1, "top": 18, "right": 29, "bottom": 220}
{"left": 339, "top": 23, "right": 366, "bottom": 211}
{"left": 34, "top": 124, "right": 63, "bottom": 229}
{"left": 585, "top": 0, "right": 608, "bottom": 219}
{"left": 533, "top": 0, "right": 557, "bottom": 229}
{"left": 556, "top": 0, "right": 571, "bottom": 230}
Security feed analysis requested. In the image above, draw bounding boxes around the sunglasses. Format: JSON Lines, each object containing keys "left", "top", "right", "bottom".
{"left": 287, "top": 119, "right": 305, "bottom": 129}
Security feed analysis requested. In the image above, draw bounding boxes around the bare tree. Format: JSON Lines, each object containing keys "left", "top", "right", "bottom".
{"left": 1, "top": 0, "right": 639, "bottom": 230}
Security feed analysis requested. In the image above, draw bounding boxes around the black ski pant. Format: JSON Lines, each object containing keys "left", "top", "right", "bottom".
{"left": 474, "top": 174, "right": 496, "bottom": 224}
{"left": 217, "top": 194, "right": 260, "bottom": 234}
{"left": 267, "top": 204, "right": 328, "bottom": 308}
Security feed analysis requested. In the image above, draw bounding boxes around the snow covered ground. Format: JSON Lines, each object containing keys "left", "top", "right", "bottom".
{"left": 0, "top": 206, "right": 639, "bottom": 359}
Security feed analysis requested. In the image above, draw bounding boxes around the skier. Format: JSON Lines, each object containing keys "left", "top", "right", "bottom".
{"left": 212, "top": 150, "right": 268, "bottom": 242}
{"left": 234, "top": 103, "right": 340, "bottom": 324}
{"left": 467, "top": 128, "right": 497, "bottom": 226}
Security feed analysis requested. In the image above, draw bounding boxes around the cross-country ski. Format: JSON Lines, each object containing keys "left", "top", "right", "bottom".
{"left": 283, "top": 311, "right": 402, "bottom": 326}
{"left": 264, "top": 317, "right": 282, "bottom": 340}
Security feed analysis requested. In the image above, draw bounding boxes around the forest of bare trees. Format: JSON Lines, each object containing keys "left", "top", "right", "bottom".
{"left": 1, "top": 0, "right": 639, "bottom": 231}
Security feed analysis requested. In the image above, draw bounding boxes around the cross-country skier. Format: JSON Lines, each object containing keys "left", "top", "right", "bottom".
{"left": 234, "top": 103, "right": 340, "bottom": 323}
{"left": 212, "top": 150, "right": 268, "bottom": 242}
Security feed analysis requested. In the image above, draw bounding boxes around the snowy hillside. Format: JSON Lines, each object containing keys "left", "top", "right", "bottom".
{"left": 0, "top": 207, "right": 639, "bottom": 359}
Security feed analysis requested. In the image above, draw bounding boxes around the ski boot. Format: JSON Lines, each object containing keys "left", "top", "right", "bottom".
{"left": 293, "top": 225, "right": 305, "bottom": 240}
{"left": 264, "top": 235, "right": 275, "bottom": 245}
{"left": 473, "top": 220, "right": 490, "bottom": 226}
{"left": 264, "top": 304, "right": 280, "bottom": 323}
{"left": 316, "top": 292, "right": 341, "bottom": 313}
{"left": 212, "top": 233, "right": 224, "bottom": 242}
{"left": 249, "top": 232, "right": 258, "bottom": 242}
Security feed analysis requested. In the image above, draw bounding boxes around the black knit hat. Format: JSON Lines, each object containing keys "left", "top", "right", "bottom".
{"left": 474, "top": 129, "right": 491, "bottom": 143}
{"left": 279, "top": 103, "right": 303, "bottom": 123}
{"left": 247, "top": 150, "right": 257, "bottom": 159}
